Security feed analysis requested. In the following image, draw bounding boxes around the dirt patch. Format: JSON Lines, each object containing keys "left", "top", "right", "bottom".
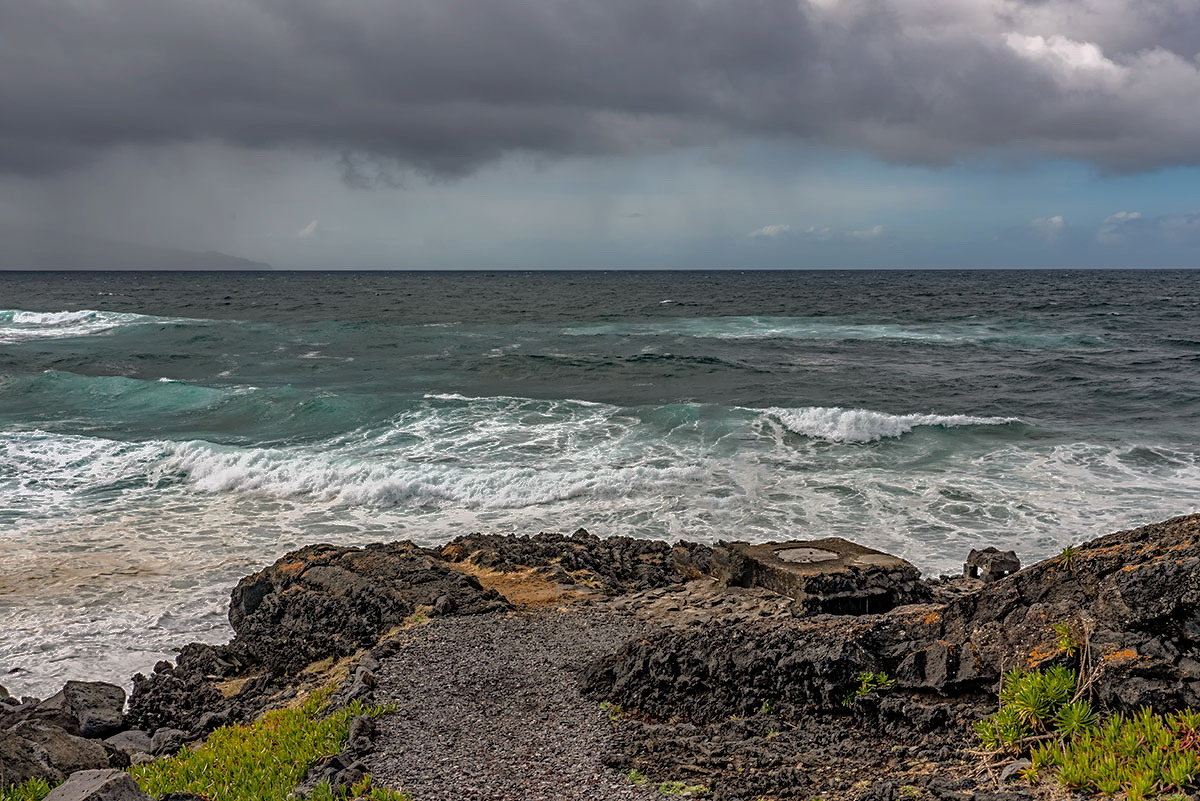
{"left": 447, "top": 561, "right": 594, "bottom": 609}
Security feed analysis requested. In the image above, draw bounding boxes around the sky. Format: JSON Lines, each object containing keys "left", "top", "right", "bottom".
{"left": 1, "top": 0, "right": 1199, "bottom": 269}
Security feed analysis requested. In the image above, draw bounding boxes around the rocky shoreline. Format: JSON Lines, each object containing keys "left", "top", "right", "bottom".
{"left": 4, "top": 516, "right": 1200, "bottom": 800}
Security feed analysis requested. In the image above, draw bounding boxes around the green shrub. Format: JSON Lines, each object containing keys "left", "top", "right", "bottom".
{"left": 0, "top": 780, "right": 55, "bottom": 801}
{"left": 842, "top": 671, "right": 895, "bottom": 706}
{"left": 977, "top": 668, "right": 1200, "bottom": 796}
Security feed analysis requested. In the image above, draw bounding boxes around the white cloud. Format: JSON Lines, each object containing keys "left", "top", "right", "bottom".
{"left": 297, "top": 219, "right": 319, "bottom": 239}
{"left": 1005, "top": 34, "right": 1126, "bottom": 90}
{"left": 1098, "top": 210, "right": 1140, "bottom": 243}
{"left": 1030, "top": 215, "right": 1065, "bottom": 240}
{"left": 750, "top": 224, "right": 791, "bottom": 239}
{"left": 847, "top": 225, "right": 885, "bottom": 240}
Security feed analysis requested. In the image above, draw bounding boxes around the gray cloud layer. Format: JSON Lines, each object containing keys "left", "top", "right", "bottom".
{"left": 3, "top": 0, "right": 1200, "bottom": 177}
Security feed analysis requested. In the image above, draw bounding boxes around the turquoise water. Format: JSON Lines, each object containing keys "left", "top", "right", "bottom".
{"left": 1, "top": 269, "right": 1198, "bottom": 694}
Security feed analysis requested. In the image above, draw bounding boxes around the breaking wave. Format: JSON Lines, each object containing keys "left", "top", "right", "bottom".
{"left": 0, "top": 308, "right": 190, "bottom": 342}
{"left": 766, "top": 406, "right": 1021, "bottom": 443}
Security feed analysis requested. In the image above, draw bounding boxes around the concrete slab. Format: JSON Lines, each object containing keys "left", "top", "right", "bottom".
{"left": 711, "top": 537, "right": 929, "bottom": 614}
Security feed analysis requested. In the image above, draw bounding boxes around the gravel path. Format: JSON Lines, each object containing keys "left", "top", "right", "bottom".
{"left": 368, "top": 608, "right": 665, "bottom": 801}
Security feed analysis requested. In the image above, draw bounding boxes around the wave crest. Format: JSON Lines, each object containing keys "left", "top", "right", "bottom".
{"left": 0, "top": 308, "right": 194, "bottom": 342}
{"left": 163, "top": 440, "right": 704, "bottom": 510}
{"left": 766, "top": 406, "right": 1019, "bottom": 443}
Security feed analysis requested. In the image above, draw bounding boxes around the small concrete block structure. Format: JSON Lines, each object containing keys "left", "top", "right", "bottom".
{"left": 712, "top": 537, "right": 929, "bottom": 614}
{"left": 962, "top": 547, "right": 1020, "bottom": 583}
{"left": 44, "top": 770, "right": 152, "bottom": 801}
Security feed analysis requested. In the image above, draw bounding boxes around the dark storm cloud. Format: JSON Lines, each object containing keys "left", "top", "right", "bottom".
{"left": 3, "top": 0, "right": 1200, "bottom": 177}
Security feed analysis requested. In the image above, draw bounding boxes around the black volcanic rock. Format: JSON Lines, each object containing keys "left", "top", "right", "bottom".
{"left": 928, "top": 513, "right": 1200, "bottom": 710}
{"left": 39, "top": 682, "right": 126, "bottom": 738}
{"left": 582, "top": 610, "right": 942, "bottom": 724}
{"left": 127, "top": 541, "right": 509, "bottom": 735}
{"left": 227, "top": 542, "right": 508, "bottom": 674}
{"left": 441, "top": 529, "right": 712, "bottom": 594}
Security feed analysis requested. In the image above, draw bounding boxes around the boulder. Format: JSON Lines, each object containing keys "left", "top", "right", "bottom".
{"left": 125, "top": 667, "right": 223, "bottom": 735}
{"left": 711, "top": 538, "right": 931, "bottom": 614}
{"left": 148, "top": 729, "right": 188, "bottom": 756}
{"left": 43, "top": 769, "right": 152, "bottom": 801}
{"left": 104, "top": 730, "right": 152, "bottom": 756}
{"left": 962, "top": 547, "right": 1020, "bottom": 583}
{"left": 40, "top": 682, "right": 126, "bottom": 738}
{"left": 0, "top": 729, "right": 59, "bottom": 786}
{"left": 7, "top": 721, "right": 111, "bottom": 776}
{"left": 228, "top": 542, "right": 508, "bottom": 673}
{"left": 582, "top": 609, "right": 942, "bottom": 723}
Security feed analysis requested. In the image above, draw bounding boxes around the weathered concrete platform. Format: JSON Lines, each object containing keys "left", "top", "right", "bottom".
{"left": 711, "top": 537, "right": 929, "bottom": 614}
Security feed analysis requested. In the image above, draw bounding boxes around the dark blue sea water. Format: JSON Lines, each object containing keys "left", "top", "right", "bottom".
{"left": 2, "top": 269, "right": 1199, "bottom": 693}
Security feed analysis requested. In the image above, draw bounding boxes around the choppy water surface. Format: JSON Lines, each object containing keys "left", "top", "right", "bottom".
{"left": 2, "top": 269, "right": 1198, "bottom": 694}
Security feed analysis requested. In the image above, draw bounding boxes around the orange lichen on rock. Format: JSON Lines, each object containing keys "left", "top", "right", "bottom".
{"left": 1027, "top": 645, "right": 1060, "bottom": 666}
{"left": 1100, "top": 648, "right": 1141, "bottom": 666}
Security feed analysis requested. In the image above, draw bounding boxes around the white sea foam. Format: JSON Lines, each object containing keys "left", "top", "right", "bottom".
{"left": 0, "top": 308, "right": 183, "bottom": 342}
{"left": 3, "top": 397, "right": 1199, "bottom": 696}
{"left": 560, "top": 316, "right": 1089, "bottom": 346}
{"left": 162, "top": 440, "right": 706, "bottom": 510}
{"left": 765, "top": 406, "right": 1020, "bottom": 443}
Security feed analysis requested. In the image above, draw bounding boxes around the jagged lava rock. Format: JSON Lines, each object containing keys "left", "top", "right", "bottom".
{"left": 583, "top": 610, "right": 942, "bottom": 723}
{"left": 441, "top": 529, "right": 712, "bottom": 594}
{"left": 711, "top": 537, "right": 931, "bottom": 614}
{"left": 128, "top": 541, "right": 509, "bottom": 734}
{"left": 228, "top": 542, "right": 509, "bottom": 673}
{"left": 925, "top": 513, "right": 1200, "bottom": 708}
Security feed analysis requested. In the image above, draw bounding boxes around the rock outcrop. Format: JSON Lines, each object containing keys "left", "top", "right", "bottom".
{"left": 228, "top": 542, "right": 509, "bottom": 674}
{"left": 931, "top": 513, "right": 1200, "bottom": 710}
{"left": 127, "top": 541, "right": 509, "bottom": 737}
{"left": 442, "top": 529, "right": 713, "bottom": 595}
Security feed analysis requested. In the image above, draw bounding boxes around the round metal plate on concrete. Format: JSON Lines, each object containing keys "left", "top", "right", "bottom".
{"left": 774, "top": 547, "right": 839, "bottom": 564}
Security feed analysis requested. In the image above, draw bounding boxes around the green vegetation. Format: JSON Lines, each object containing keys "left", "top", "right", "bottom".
{"left": 599, "top": 700, "right": 624, "bottom": 721}
{"left": 842, "top": 671, "right": 895, "bottom": 706}
{"left": 1057, "top": 545, "right": 1079, "bottom": 567}
{"left": 1052, "top": 621, "right": 1079, "bottom": 656}
{"left": 975, "top": 666, "right": 1080, "bottom": 748}
{"left": 0, "top": 684, "right": 405, "bottom": 801}
{"left": 758, "top": 699, "right": 774, "bottom": 714}
{"left": 1029, "top": 708, "right": 1200, "bottom": 798}
{"left": 133, "top": 685, "right": 406, "bottom": 801}
{"left": 656, "top": 779, "right": 711, "bottom": 795}
{"left": 625, "top": 769, "right": 710, "bottom": 796}
{"left": 975, "top": 667, "right": 1200, "bottom": 798}
{"left": 0, "top": 780, "right": 54, "bottom": 801}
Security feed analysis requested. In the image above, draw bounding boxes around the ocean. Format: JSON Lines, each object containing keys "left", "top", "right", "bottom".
{"left": 2, "top": 269, "right": 1198, "bottom": 696}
